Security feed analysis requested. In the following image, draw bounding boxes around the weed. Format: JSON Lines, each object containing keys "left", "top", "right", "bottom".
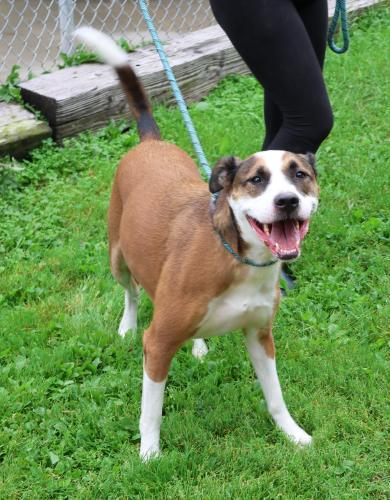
{"left": 0, "top": 65, "right": 23, "bottom": 104}
{"left": 0, "top": 65, "right": 44, "bottom": 120}
{"left": 58, "top": 45, "right": 100, "bottom": 69}
{"left": 116, "top": 37, "right": 136, "bottom": 54}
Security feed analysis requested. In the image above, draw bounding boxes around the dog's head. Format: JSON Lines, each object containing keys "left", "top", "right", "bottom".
{"left": 210, "top": 151, "right": 319, "bottom": 261}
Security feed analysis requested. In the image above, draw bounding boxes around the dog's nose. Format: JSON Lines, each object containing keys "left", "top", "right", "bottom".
{"left": 274, "top": 193, "right": 300, "bottom": 213}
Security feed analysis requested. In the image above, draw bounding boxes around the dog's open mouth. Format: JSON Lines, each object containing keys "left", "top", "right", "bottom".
{"left": 246, "top": 216, "right": 309, "bottom": 261}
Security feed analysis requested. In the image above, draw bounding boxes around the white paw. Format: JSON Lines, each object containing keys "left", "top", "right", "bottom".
{"left": 287, "top": 428, "right": 312, "bottom": 446}
{"left": 140, "top": 445, "right": 160, "bottom": 462}
{"left": 118, "top": 317, "right": 137, "bottom": 338}
{"left": 275, "top": 413, "right": 312, "bottom": 446}
{"left": 192, "top": 339, "right": 208, "bottom": 359}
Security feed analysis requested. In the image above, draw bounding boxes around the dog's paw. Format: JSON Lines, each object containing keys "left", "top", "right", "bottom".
{"left": 140, "top": 446, "right": 160, "bottom": 462}
{"left": 118, "top": 317, "right": 137, "bottom": 338}
{"left": 275, "top": 414, "right": 312, "bottom": 446}
{"left": 283, "top": 424, "right": 312, "bottom": 446}
{"left": 192, "top": 339, "right": 208, "bottom": 359}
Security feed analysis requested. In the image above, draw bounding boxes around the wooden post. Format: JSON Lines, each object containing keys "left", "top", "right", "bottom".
{"left": 58, "top": 0, "right": 75, "bottom": 54}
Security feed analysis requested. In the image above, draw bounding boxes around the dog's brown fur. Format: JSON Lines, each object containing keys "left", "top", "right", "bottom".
{"left": 109, "top": 139, "right": 247, "bottom": 381}
{"left": 107, "top": 66, "right": 311, "bottom": 383}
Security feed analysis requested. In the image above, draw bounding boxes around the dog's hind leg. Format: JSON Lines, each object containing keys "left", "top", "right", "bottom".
{"left": 110, "top": 243, "right": 139, "bottom": 337}
{"left": 192, "top": 339, "right": 208, "bottom": 359}
{"left": 118, "top": 279, "right": 139, "bottom": 337}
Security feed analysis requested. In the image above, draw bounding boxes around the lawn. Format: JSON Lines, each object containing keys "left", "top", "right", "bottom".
{"left": 0, "top": 6, "right": 389, "bottom": 498}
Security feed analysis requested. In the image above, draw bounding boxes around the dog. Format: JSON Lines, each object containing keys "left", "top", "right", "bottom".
{"left": 75, "top": 27, "right": 319, "bottom": 460}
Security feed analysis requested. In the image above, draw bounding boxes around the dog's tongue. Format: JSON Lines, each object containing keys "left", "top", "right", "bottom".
{"left": 270, "top": 220, "right": 299, "bottom": 252}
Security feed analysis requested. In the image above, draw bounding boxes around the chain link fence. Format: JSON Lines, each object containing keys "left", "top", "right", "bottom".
{"left": 0, "top": 0, "right": 381, "bottom": 84}
{"left": 0, "top": 0, "right": 214, "bottom": 83}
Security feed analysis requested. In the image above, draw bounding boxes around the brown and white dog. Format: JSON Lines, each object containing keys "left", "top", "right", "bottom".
{"left": 75, "top": 28, "right": 319, "bottom": 460}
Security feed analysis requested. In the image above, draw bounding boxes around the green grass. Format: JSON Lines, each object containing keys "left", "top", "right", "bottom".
{"left": 0, "top": 6, "right": 389, "bottom": 498}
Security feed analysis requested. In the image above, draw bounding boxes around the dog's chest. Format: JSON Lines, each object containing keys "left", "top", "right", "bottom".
{"left": 194, "top": 268, "right": 278, "bottom": 338}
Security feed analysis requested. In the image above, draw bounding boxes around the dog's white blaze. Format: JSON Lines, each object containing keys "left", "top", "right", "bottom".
{"left": 74, "top": 27, "right": 129, "bottom": 67}
{"left": 140, "top": 369, "right": 166, "bottom": 461}
{"left": 254, "top": 150, "right": 285, "bottom": 166}
{"left": 195, "top": 265, "right": 280, "bottom": 339}
{"left": 245, "top": 329, "right": 312, "bottom": 445}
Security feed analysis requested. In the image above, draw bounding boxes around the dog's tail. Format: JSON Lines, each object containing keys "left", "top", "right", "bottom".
{"left": 74, "top": 27, "right": 160, "bottom": 141}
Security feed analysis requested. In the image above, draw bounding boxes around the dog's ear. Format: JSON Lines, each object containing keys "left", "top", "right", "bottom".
{"left": 209, "top": 156, "right": 240, "bottom": 194}
{"left": 300, "top": 152, "right": 317, "bottom": 177}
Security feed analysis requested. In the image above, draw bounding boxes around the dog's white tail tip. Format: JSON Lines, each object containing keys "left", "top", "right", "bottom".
{"left": 73, "top": 26, "right": 128, "bottom": 68}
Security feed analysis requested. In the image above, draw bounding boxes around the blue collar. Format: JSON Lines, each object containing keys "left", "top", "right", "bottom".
{"left": 214, "top": 229, "right": 279, "bottom": 268}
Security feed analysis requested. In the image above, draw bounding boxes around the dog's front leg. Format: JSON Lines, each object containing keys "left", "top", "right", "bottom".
{"left": 140, "top": 326, "right": 181, "bottom": 460}
{"left": 244, "top": 328, "right": 312, "bottom": 445}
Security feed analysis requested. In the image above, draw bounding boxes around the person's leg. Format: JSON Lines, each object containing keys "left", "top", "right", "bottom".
{"left": 209, "top": 0, "right": 333, "bottom": 153}
{"left": 296, "top": 0, "right": 329, "bottom": 69}
{"left": 262, "top": 91, "right": 283, "bottom": 150}
{"left": 264, "top": 0, "right": 330, "bottom": 287}
{"left": 262, "top": 0, "right": 329, "bottom": 150}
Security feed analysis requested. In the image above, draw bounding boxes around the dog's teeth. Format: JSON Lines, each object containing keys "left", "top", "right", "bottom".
{"left": 264, "top": 224, "right": 270, "bottom": 236}
{"left": 274, "top": 243, "right": 280, "bottom": 250}
{"left": 294, "top": 221, "right": 299, "bottom": 230}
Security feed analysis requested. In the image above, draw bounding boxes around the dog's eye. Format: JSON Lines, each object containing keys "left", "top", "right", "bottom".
{"left": 296, "top": 171, "right": 307, "bottom": 179}
{"left": 250, "top": 176, "right": 263, "bottom": 184}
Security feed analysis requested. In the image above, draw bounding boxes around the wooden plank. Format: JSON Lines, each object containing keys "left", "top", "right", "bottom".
{"left": 20, "top": 26, "right": 249, "bottom": 141}
{"left": 0, "top": 103, "right": 52, "bottom": 158}
{"left": 328, "top": 0, "right": 382, "bottom": 15}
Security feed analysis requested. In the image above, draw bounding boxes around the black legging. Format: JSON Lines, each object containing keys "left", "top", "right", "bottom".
{"left": 209, "top": 0, "right": 333, "bottom": 153}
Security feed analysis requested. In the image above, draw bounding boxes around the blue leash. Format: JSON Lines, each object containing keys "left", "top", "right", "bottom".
{"left": 138, "top": 0, "right": 211, "bottom": 179}
{"left": 328, "top": 0, "right": 350, "bottom": 54}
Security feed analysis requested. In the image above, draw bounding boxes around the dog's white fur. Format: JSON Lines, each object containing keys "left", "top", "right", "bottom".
{"left": 245, "top": 329, "right": 312, "bottom": 445}
{"left": 75, "top": 27, "right": 128, "bottom": 67}
{"left": 140, "top": 371, "right": 166, "bottom": 460}
{"left": 195, "top": 260, "right": 278, "bottom": 338}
